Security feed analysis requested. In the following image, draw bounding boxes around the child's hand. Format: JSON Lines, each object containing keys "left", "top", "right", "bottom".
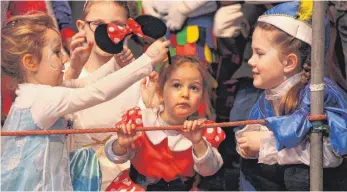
{"left": 145, "top": 39, "right": 170, "bottom": 67}
{"left": 114, "top": 46, "right": 135, "bottom": 68}
{"left": 69, "top": 31, "right": 93, "bottom": 72}
{"left": 116, "top": 123, "right": 141, "bottom": 149}
{"left": 181, "top": 119, "right": 206, "bottom": 144}
{"left": 237, "top": 131, "right": 269, "bottom": 158}
{"left": 141, "top": 71, "right": 161, "bottom": 108}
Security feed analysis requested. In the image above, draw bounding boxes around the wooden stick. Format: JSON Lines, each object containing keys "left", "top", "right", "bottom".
{"left": 0, "top": 115, "right": 327, "bottom": 136}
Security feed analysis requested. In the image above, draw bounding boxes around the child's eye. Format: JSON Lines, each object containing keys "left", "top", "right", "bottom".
{"left": 55, "top": 50, "right": 61, "bottom": 56}
{"left": 173, "top": 83, "right": 181, "bottom": 88}
{"left": 256, "top": 51, "right": 264, "bottom": 57}
{"left": 190, "top": 86, "right": 199, "bottom": 91}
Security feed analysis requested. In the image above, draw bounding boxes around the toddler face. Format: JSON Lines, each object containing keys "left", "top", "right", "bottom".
{"left": 162, "top": 63, "right": 204, "bottom": 119}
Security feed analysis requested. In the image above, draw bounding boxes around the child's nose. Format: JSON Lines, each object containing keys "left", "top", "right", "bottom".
{"left": 181, "top": 88, "right": 189, "bottom": 98}
{"left": 248, "top": 55, "right": 256, "bottom": 67}
{"left": 62, "top": 53, "right": 69, "bottom": 64}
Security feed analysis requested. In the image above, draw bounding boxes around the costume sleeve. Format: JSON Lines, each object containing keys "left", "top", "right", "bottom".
{"left": 105, "top": 107, "right": 144, "bottom": 164}
{"left": 105, "top": 136, "right": 136, "bottom": 164}
{"left": 61, "top": 57, "right": 119, "bottom": 88}
{"left": 31, "top": 54, "right": 153, "bottom": 129}
{"left": 265, "top": 78, "right": 347, "bottom": 156}
{"left": 235, "top": 124, "right": 269, "bottom": 159}
{"left": 51, "top": 0, "right": 76, "bottom": 40}
{"left": 258, "top": 133, "right": 343, "bottom": 168}
{"left": 193, "top": 120, "right": 225, "bottom": 176}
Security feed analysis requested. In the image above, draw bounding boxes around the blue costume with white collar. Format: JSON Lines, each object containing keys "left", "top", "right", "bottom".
{"left": 240, "top": 1, "right": 347, "bottom": 191}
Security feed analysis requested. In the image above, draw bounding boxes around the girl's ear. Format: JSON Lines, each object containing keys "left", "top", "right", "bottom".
{"left": 283, "top": 53, "right": 299, "bottom": 73}
{"left": 22, "top": 54, "right": 38, "bottom": 72}
{"left": 76, "top": 20, "right": 85, "bottom": 31}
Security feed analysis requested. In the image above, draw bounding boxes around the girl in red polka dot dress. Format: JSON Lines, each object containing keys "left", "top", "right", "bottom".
{"left": 104, "top": 56, "right": 226, "bottom": 191}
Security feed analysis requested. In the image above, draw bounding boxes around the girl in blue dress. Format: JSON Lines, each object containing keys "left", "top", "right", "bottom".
{"left": 1, "top": 12, "right": 169, "bottom": 191}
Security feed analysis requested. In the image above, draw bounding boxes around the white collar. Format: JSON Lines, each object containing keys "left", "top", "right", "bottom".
{"left": 265, "top": 73, "right": 301, "bottom": 101}
{"left": 141, "top": 106, "right": 192, "bottom": 152}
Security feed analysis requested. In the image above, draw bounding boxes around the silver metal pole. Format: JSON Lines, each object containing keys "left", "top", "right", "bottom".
{"left": 310, "top": 1, "right": 326, "bottom": 191}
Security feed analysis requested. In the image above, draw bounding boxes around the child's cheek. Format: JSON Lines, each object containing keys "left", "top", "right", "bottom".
{"left": 194, "top": 97, "right": 201, "bottom": 105}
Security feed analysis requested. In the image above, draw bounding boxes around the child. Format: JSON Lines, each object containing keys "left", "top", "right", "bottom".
{"left": 235, "top": 1, "right": 347, "bottom": 191}
{"left": 65, "top": 2, "right": 145, "bottom": 189}
{"left": 104, "top": 56, "right": 226, "bottom": 191}
{"left": 0, "top": 13, "right": 169, "bottom": 191}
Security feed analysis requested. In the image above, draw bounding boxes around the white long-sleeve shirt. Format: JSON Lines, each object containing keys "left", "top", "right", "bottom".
{"left": 14, "top": 54, "right": 152, "bottom": 130}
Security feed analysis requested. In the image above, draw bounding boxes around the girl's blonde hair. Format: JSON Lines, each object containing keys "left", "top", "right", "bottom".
{"left": 81, "top": 1, "right": 130, "bottom": 20}
{"left": 1, "top": 13, "right": 58, "bottom": 84}
{"left": 255, "top": 22, "right": 311, "bottom": 115}
{"left": 158, "top": 56, "right": 213, "bottom": 118}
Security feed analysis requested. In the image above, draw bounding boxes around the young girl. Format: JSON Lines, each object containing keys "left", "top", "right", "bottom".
{"left": 235, "top": 1, "right": 347, "bottom": 191}
{"left": 0, "top": 13, "right": 169, "bottom": 191}
{"left": 104, "top": 56, "right": 226, "bottom": 191}
{"left": 65, "top": 2, "right": 145, "bottom": 189}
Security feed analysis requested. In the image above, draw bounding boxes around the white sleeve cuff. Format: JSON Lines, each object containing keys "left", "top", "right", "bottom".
{"left": 193, "top": 138, "right": 213, "bottom": 163}
{"left": 193, "top": 139, "right": 223, "bottom": 176}
{"left": 104, "top": 136, "right": 134, "bottom": 164}
{"left": 258, "top": 132, "right": 279, "bottom": 165}
{"left": 235, "top": 124, "right": 264, "bottom": 159}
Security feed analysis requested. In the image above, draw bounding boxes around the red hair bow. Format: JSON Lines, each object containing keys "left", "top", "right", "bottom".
{"left": 107, "top": 18, "right": 144, "bottom": 44}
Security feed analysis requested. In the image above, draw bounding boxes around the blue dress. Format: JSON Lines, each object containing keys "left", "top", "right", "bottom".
{"left": 241, "top": 78, "right": 347, "bottom": 191}
{"left": 1, "top": 107, "right": 72, "bottom": 191}
{"left": 1, "top": 106, "right": 102, "bottom": 191}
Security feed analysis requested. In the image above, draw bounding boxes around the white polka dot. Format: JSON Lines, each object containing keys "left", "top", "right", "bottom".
{"left": 118, "top": 25, "right": 124, "bottom": 30}
{"left": 134, "top": 107, "right": 140, "bottom": 110}
{"left": 215, "top": 136, "right": 220, "bottom": 142}
{"left": 217, "top": 127, "right": 222, "bottom": 134}
{"left": 108, "top": 27, "right": 115, "bottom": 32}
{"left": 136, "top": 118, "right": 142, "bottom": 125}
{"left": 122, "top": 178, "right": 131, "bottom": 186}
{"left": 113, "top": 38, "right": 120, "bottom": 43}
{"left": 207, "top": 128, "right": 214, "bottom": 134}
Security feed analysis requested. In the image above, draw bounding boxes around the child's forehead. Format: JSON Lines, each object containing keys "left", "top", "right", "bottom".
{"left": 45, "top": 29, "right": 62, "bottom": 45}
{"left": 169, "top": 63, "right": 203, "bottom": 80}
{"left": 84, "top": 2, "right": 127, "bottom": 22}
{"left": 85, "top": 2, "right": 124, "bottom": 15}
{"left": 252, "top": 28, "right": 277, "bottom": 48}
